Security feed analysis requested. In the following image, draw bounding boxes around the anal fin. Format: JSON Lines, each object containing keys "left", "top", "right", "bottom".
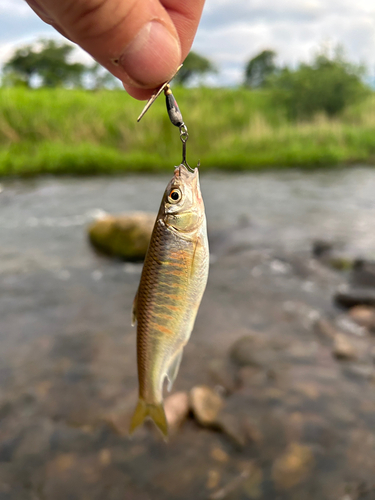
{"left": 166, "top": 348, "right": 183, "bottom": 392}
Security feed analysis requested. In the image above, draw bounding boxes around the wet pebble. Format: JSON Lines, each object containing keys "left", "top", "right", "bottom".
{"left": 164, "top": 391, "right": 190, "bottom": 435}
{"left": 190, "top": 386, "right": 224, "bottom": 427}
{"left": 349, "top": 305, "right": 375, "bottom": 332}
{"left": 210, "top": 447, "right": 229, "bottom": 463}
{"left": 272, "top": 442, "right": 314, "bottom": 490}
{"left": 333, "top": 334, "right": 358, "bottom": 361}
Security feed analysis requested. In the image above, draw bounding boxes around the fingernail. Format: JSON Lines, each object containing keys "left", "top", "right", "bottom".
{"left": 119, "top": 21, "right": 181, "bottom": 87}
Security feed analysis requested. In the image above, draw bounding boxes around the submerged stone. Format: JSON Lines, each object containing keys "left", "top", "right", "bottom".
{"left": 190, "top": 386, "right": 224, "bottom": 427}
{"left": 272, "top": 442, "right": 314, "bottom": 490}
{"left": 333, "top": 334, "right": 358, "bottom": 361}
{"left": 349, "top": 306, "right": 375, "bottom": 332}
{"left": 88, "top": 212, "right": 154, "bottom": 261}
{"left": 164, "top": 392, "right": 190, "bottom": 435}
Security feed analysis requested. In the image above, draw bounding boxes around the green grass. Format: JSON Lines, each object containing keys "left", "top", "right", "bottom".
{"left": 1, "top": 86, "right": 375, "bottom": 175}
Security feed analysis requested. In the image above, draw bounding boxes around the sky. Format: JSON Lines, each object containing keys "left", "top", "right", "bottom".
{"left": 0, "top": 0, "right": 375, "bottom": 86}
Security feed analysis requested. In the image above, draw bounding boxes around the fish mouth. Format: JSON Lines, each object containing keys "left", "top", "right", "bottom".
{"left": 174, "top": 164, "right": 198, "bottom": 179}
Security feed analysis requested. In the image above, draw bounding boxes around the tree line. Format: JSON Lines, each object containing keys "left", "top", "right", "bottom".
{"left": 244, "top": 48, "right": 369, "bottom": 118}
{"left": 1, "top": 38, "right": 370, "bottom": 119}
{"left": 1, "top": 39, "right": 216, "bottom": 90}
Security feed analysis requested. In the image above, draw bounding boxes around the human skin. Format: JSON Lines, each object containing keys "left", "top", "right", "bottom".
{"left": 25, "top": 0, "right": 206, "bottom": 100}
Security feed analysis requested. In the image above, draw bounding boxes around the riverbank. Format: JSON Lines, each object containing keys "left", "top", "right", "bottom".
{"left": 1, "top": 87, "right": 375, "bottom": 175}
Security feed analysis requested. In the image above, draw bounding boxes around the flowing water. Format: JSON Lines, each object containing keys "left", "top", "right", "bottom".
{"left": 1, "top": 167, "right": 375, "bottom": 500}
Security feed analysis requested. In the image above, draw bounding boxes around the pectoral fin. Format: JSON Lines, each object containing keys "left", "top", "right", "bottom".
{"left": 166, "top": 348, "right": 183, "bottom": 392}
{"left": 131, "top": 289, "right": 138, "bottom": 326}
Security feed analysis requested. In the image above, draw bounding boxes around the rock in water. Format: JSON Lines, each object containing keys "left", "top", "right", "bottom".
{"left": 164, "top": 392, "right": 190, "bottom": 435}
{"left": 272, "top": 443, "right": 314, "bottom": 490}
{"left": 88, "top": 212, "right": 155, "bottom": 261}
{"left": 333, "top": 334, "right": 358, "bottom": 361}
{"left": 190, "top": 386, "right": 224, "bottom": 427}
{"left": 349, "top": 306, "right": 375, "bottom": 332}
{"left": 334, "top": 287, "right": 375, "bottom": 309}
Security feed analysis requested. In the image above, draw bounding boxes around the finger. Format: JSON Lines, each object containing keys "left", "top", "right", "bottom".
{"left": 124, "top": 0, "right": 205, "bottom": 99}
{"left": 123, "top": 85, "right": 160, "bottom": 100}
{"left": 25, "top": 0, "right": 205, "bottom": 100}
{"left": 161, "top": 0, "right": 205, "bottom": 60}
{"left": 28, "top": 0, "right": 181, "bottom": 89}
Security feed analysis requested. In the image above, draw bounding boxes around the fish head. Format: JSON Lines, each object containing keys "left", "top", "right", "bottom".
{"left": 160, "top": 164, "right": 204, "bottom": 232}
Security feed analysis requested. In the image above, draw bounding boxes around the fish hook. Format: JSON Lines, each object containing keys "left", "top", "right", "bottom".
{"left": 136, "top": 66, "right": 195, "bottom": 172}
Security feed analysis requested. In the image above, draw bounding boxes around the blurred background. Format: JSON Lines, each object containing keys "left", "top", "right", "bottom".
{"left": 1, "top": 1, "right": 375, "bottom": 499}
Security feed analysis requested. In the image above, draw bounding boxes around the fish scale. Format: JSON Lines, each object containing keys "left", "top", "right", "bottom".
{"left": 130, "top": 165, "right": 209, "bottom": 438}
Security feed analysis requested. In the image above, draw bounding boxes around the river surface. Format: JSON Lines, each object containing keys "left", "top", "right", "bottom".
{"left": 1, "top": 167, "right": 375, "bottom": 500}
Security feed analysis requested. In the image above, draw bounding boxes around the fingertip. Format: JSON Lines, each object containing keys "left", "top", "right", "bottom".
{"left": 119, "top": 21, "right": 181, "bottom": 88}
{"left": 122, "top": 84, "right": 158, "bottom": 101}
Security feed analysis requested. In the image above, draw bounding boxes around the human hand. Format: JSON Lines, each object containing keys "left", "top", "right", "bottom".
{"left": 25, "top": 0, "right": 205, "bottom": 99}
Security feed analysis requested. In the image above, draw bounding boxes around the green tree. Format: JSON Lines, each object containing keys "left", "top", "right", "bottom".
{"left": 268, "top": 48, "right": 369, "bottom": 119}
{"left": 3, "top": 39, "right": 86, "bottom": 88}
{"left": 244, "top": 49, "right": 277, "bottom": 88}
{"left": 86, "top": 63, "right": 121, "bottom": 90}
{"left": 174, "top": 51, "right": 216, "bottom": 85}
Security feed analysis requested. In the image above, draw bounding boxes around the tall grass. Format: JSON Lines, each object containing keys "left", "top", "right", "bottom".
{"left": 1, "top": 86, "right": 375, "bottom": 175}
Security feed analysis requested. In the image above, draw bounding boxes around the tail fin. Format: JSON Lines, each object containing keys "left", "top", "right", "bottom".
{"left": 129, "top": 399, "right": 168, "bottom": 439}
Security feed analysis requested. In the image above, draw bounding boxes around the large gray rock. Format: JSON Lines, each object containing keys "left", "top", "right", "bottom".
{"left": 88, "top": 212, "right": 155, "bottom": 261}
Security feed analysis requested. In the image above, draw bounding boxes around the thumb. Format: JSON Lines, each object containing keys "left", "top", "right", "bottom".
{"left": 28, "top": 0, "right": 184, "bottom": 95}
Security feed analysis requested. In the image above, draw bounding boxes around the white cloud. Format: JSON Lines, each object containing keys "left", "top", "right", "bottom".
{"left": 0, "top": 0, "right": 31, "bottom": 16}
{"left": 192, "top": 0, "right": 375, "bottom": 85}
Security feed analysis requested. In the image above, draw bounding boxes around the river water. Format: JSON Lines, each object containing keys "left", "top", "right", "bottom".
{"left": 1, "top": 167, "right": 375, "bottom": 500}
{"left": 1, "top": 167, "right": 375, "bottom": 270}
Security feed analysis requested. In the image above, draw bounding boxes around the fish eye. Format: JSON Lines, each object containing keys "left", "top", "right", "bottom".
{"left": 168, "top": 189, "right": 182, "bottom": 203}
